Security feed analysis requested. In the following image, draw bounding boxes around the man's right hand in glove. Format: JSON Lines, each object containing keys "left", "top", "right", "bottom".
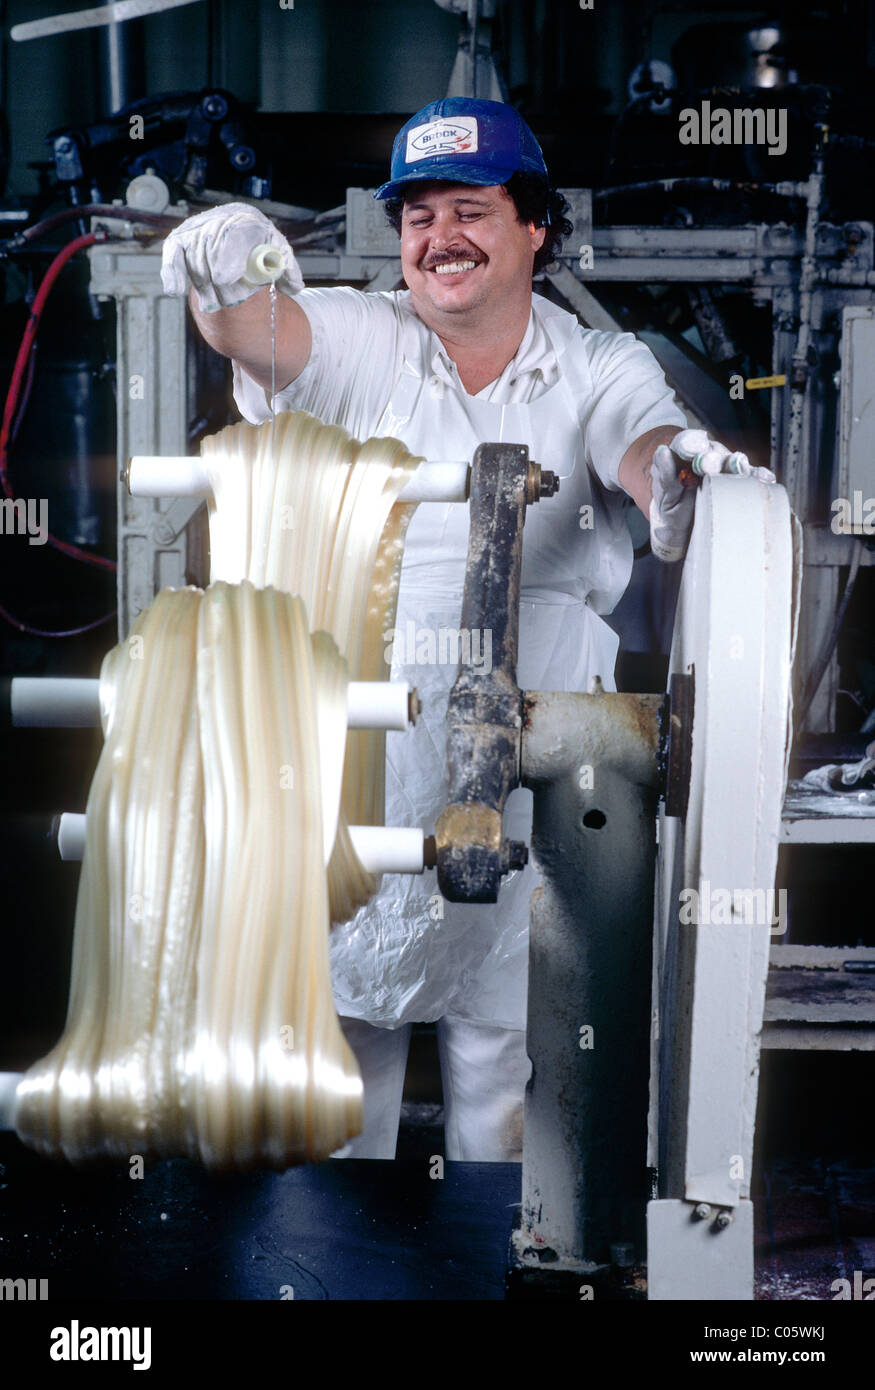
{"left": 160, "top": 202, "right": 312, "bottom": 396}
{"left": 161, "top": 202, "right": 303, "bottom": 312}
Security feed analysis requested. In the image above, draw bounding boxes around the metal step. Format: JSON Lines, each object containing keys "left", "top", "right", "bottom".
{"left": 764, "top": 946, "right": 875, "bottom": 1050}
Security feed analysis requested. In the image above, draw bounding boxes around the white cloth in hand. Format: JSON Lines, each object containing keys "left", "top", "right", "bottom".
{"left": 160, "top": 202, "right": 304, "bottom": 312}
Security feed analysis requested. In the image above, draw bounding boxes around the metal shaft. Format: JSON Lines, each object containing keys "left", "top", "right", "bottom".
{"left": 11, "top": 676, "right": 415, "bottom": 732}
{"left": 126, "top": 456, "right": 472, "bottom": 503}
{"left": 55, "top": 812, "right": 426, "bottom": 876}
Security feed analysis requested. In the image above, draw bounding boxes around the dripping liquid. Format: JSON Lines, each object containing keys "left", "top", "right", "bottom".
{"left": 269, "top": 282, "right": 277, "bottom": 451}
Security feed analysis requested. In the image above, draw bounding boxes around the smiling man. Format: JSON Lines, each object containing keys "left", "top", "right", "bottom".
{"left": 385, "top": 181, "right": 546, "bottom": 396}
{"left": 163, "top": 97, "right": 760, "bottom": 1165}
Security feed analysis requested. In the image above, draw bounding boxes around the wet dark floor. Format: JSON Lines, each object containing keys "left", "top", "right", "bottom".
{"left": 754, "top": 1158, "right": 875, "bottom": 1300}
{"left": 1, "top": 1107, "right": 870, "bottom": 1300}
{"left": 0, "top": 1133, "right": 520, "bottom": 1301}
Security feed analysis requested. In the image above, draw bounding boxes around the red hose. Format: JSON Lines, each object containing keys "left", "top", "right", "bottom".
{"left": 11, "top": 203, "right": 179, "bottom": 246}
{"left": 0, "top": 231, "right": 117, "bottom": 573}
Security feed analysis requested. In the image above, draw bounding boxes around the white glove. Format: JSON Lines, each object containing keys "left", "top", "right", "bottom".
{"left": 160, "top": 202, "right": 304, "bottom": 313}
{"left": 649, "top": 428, "right": 776, "bottom": 563}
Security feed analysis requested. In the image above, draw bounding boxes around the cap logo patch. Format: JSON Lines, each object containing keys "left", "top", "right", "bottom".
{"left": 405, "top": 117, "right": 479, "bottom": 163}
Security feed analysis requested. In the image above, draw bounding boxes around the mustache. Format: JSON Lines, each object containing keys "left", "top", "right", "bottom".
{"left": 421, "top": 249, "right": 486, "bottom": 271}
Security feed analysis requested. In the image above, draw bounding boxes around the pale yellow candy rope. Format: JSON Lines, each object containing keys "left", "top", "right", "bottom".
{"left": 16, "top": 412, "right": 417, "bottom": 1169}
{"left": 16, "top": 585, "right": 362, "bottom": 1169}
{"left": 201, "top": 411, "right": 420, "bottom": 920}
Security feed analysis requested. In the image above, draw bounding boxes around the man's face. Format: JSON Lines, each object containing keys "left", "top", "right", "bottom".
{"left": 399, "top": 182, "right": 546, "bottom": 326}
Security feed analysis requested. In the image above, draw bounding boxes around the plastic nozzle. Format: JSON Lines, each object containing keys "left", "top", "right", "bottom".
{"left": 244, "top": 244, "right": 286, "bottom": 285}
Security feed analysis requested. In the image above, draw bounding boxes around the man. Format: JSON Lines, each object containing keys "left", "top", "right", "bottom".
{"left": 162, "top": 97, "right": 768, "bottom": 1163}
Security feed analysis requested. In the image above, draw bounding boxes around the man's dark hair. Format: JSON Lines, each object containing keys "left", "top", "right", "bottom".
{"left": 382, "top": 172, "right": 573, "bottom": 275}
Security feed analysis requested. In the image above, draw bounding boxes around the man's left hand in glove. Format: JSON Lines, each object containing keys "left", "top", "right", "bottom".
{"left": 618, "top": 425, "right": 776, "bottom": 564}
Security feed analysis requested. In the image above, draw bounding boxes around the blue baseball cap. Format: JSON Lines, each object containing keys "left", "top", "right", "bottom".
{"left": 374, "top": 98, "right": 549, "bottom": 201}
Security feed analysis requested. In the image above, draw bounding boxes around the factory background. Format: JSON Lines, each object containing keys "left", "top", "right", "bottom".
{"left": 0, "top": 0, "right": 872, "bottom": 1317}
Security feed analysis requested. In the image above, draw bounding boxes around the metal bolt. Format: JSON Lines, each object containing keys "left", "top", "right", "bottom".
{"left": 526, "top": 463, "right": 559, "bottom": 504}
{"left": 714, "top": 1209, "right": 733, "bottom": 1230}
{"left": 693, "top": 1203, "right": 711, "bottom": 1221}
{"left": 202, "top": 94, "right": 228, "bottom": 120}
{"left": 408, "top": 687, "right": 422, "bottom": 726}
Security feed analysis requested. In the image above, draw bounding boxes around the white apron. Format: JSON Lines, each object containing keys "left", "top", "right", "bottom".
{"left": 329, "top": 311, "right": 633, "bottom": 1030}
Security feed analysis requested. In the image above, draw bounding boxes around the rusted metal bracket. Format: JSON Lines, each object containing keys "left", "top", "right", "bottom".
{"left": 435, "top": 442, "right": 557, "bottom": 903}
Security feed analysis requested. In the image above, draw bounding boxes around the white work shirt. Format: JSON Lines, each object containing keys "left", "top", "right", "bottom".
{"left": 231, "top": 286, "right": 685, "bottom": 1029}
{"left": 232, "top": 287, "right": 683, "bottom": 495}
